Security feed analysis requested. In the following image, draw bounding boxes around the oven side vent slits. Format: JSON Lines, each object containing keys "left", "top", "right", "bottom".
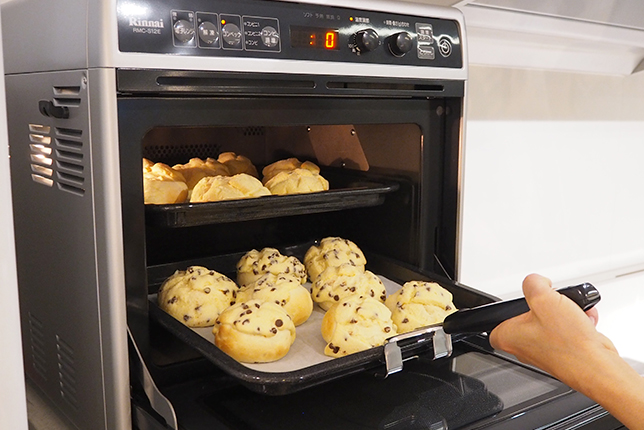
{"left": 55, "top": 126, "right": 85, "bottom": 196}
{"left": 29, "top": 124, "right": 54, "bottom": 187}
{"left": 27, "top": 312, "right": 48, "bottom": 381}
{"left": 28, "top": 123, "right": 86, "bottom": 197}
{"left": 28, "top": 83, "right": 86, "bottom": 196}
{"left": 56, "top": 335, "right": 79, "bottom": 410}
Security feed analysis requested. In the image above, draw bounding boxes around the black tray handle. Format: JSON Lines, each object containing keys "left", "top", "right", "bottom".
{"left": 442, "top": 283, "right": 600, "bottom": 334}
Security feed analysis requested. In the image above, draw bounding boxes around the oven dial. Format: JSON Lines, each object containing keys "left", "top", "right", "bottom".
{"left": 354, "top": 28, "right": 380, "bottom": 53}
{"left": 387, "top": 32, "right": 413, "bottom": 57}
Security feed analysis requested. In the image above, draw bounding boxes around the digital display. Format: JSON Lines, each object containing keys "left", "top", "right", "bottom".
{"left": 290, "top": 25, "right": 339, "bottom": 50}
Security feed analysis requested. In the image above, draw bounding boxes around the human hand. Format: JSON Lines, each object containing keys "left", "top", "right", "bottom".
{"left": 490, "top": 274, "right": 644, "bottom": 429}
{"left": 489, "top": 273, "right": 617, "bottom": 391}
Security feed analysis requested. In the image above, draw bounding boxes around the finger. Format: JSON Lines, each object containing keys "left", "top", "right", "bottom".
{"left": 586, "top": 307, "right": 599, "bottom": 326}
{"left": 522, "top": 273, "right": 554, "bottom": 303}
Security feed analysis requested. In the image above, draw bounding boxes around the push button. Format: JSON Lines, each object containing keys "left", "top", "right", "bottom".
{"left": 171, "top": 10, "right": 196, "bottom": 47}
{"left": 221, "top": 14, "right": 243, "bottom": 50}
{"left": 242, "top": 16, "right": 281, "bottom": 52}
{"left": 197, "top": 13, "right": 220, "bottom": 48}
{"left": 438, "top": 37, "right": 452, "bottom": 57}
{"left": 415, "top": 22, "right": 435, "bottom": 60}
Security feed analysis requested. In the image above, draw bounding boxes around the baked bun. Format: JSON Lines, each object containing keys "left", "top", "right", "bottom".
{"left": 311, "top": 263, "right": 387, "bottom": 311}
{"left": 304, "top": 237, "right": 367, "bottom": 282}
{"left": 384, "top": 281, "right": 457, "bottom": 334}
{"left": 237, "top": 273, "right": 313, "bottom": 326}
{"left": 190, "top": 173, "right": 271, "bottom": 203}
{"left": 157, "top": 266, "right": 239, "bottom": 327}
{"left": 213, "top": 300, "right": 296, "bottom": 363}
{"left": 217, "top": 152, "right": 259, "bottom": 178}
{"left": 262, "top": 158, "right": 320, "bottom": 184}
{"left": 172, "top": 157, "right": 229, "bottom": 189}
{"left": 264, "top": 168, "right": 329, "bottom": 196}
{"left": 236, "top": 247, "right": 307, "bottom": 287}
{"left": 143, "top": 158, "right": 154, "bottom": 171}
{"left": 321, "top": 296, "right": 397, "bottom": 357}
{"left": 143, "top": 159, "right": 189, "bottom": 204}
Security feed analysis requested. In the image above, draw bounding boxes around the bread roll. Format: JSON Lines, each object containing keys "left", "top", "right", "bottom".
{"left": 321, "top": 296, "right": 397, "bottom": 357}
{"left": 264, "top": 168, "right": 329, "bottom": 196}
{"left": 173, "top": 157, "right": 229, "bottom": 189}
{"left": 311, "top": 263, "right": 387, "bottom": 311}
{"left": 143, "top": 159, "right": 188, "bottom": 204}
{"left": 217, "top": 152, "right": 259, "bottom": 178}
{"left": 304, "top": 237, "right": 367, "bottom": 282}
{"left": 213, "top": 300, "right": 296, "bottom": 363}
{"left": 157, "top": 266, "right": 239, "bottom": 327}
{"left": 237, "top": 273, "right": 313, "bottom": 326}
{"left": 384, "top": 281, "right": 457, "bottom": 334}
{"left": 190, "top": 173, "right": 271, "bottom": 203}
{"left": 262, "top": 158, "right": 320, "bottom": 184}
{"left": 236, "top": 247, "right": 307, "bottom": 287}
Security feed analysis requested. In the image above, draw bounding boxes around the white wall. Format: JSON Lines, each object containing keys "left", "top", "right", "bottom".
{"left": 459, "top": 66, "right": 644, "bottom": 298}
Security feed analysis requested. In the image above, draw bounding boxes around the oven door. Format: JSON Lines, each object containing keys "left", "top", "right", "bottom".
{"left": 133, "top": 335, "right": 622, "bottom": 430}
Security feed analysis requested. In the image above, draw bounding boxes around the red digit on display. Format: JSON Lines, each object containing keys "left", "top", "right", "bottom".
{"left": 325, "top": 31, "right": 336, "bottom": 49}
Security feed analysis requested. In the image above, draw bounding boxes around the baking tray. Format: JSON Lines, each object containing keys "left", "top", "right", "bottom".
{"left": 145, "top": 174, "right": 399, "bottom": 228}
{"left": 147, "top": 248, "right": 497, "bottom": 395}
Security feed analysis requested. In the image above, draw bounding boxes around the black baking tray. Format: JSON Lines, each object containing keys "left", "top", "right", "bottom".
{"left": 147, "top": 247, "right": 497, "bottom": 395}
{"left": 145, "top": 177, "right": 399, "bottom": 228}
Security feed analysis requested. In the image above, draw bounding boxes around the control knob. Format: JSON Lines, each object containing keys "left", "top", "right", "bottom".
{"left": 354, "top": 28, "right": 380, "bottom": 53}
{"left": 387, "top": 32, "right": 413, "bottom": 57}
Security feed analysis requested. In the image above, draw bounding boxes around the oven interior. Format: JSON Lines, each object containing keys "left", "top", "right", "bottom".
{"left": 119, "top": 93, "right": 463, "bottom": 274}
{"left": 116, "top": 79, "right": 486, "bottom": 382}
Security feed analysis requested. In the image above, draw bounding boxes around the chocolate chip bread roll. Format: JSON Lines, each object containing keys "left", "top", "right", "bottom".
{"left": 321, "top": 296, "right": 397, "bottom": 357}
{"left": 213, "top": 300, "right": 296, "bottom": 363}
{"left": 157, "top": 266, "right": 239, "bottom": 327}
{"left": 304, "top": 237, "right": 367, "bottom": 282}
{"left": 236, "top": 247, "right": 307, "bottom": 287}
{"left": 237, "top": 273, "right": 313, "bottom": 326}
{"left": 311, "top": 263, "right": 387, "bottom": 311}
{"left": 384, "top": 281, "right": 457, "bottom": 334}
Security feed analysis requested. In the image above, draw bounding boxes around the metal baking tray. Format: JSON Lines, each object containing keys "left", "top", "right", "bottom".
{"left": 147, "top": 248, "right": 497, "bottom": 395}
{"left": 144, "top": 172, "right": 399, "bottom": 228}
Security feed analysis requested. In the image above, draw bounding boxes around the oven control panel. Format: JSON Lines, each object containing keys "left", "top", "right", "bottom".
{"left": 117, "top": 0, "right": 463, "bottom": 68}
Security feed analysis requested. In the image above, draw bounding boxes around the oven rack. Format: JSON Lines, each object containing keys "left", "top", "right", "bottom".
{"left": 145, "top": 178, "right": 399, "bottom": 228}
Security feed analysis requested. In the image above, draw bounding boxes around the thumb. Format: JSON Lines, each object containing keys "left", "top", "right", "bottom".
{"left": 522, "top": 273, "right": 555, "bottom": 305}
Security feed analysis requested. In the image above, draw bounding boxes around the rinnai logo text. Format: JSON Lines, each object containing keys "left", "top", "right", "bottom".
{"left": 130, "top": 18, "right": 165, "bottom": 34}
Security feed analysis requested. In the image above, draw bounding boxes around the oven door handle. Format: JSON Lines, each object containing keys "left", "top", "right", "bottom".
{"left": 128, "top": 327, "right": 178, "bottom": 430}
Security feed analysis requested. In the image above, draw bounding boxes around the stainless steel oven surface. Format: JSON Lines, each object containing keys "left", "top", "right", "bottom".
{"left": 0, "top": 0, "right": 625, "bottom": 429}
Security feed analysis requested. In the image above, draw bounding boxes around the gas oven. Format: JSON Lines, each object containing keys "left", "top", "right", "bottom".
{"left": 1, "top": 0, "right": 624, "bottom": 429}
